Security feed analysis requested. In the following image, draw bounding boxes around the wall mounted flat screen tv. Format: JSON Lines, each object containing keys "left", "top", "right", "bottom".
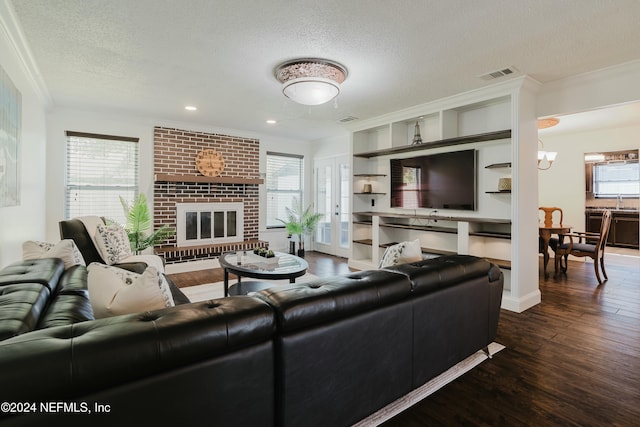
{"left": 390, "top": 149, "right": 476, "bottom": 210}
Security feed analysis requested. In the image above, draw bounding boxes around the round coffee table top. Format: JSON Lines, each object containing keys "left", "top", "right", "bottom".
{"left": 219, "top": 251, "right": 309, "bottom": 281}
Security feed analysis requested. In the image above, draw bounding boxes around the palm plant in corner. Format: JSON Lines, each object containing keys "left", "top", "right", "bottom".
{"left": 120, "top": 193, "right": 175, "bottom": 254}
{"left": 277, "top": 198, "right": 323, "bottom": 258}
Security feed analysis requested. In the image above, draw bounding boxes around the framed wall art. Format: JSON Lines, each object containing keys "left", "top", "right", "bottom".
{"left": 0, "top": 64, "right": 21, "bottom": 207}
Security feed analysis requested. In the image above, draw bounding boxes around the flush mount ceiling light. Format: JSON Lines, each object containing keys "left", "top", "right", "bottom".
{"left": 274, "top": 58, "right": 348, "bottom": 106}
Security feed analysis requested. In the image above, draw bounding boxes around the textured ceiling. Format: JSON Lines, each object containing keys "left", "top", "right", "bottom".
{"left": 8, "top": 0, "right": 640, "bottom": 141}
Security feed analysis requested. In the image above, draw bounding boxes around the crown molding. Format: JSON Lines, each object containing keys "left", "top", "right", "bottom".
{"left": 345, "top": 76, "right": 535, "bottom": 133}
{"left": 0, "top": 1, "right": 53, "bottom": 108}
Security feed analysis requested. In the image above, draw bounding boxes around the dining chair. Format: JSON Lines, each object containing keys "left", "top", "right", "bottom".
{"left": 554, "top": 209, "right": 612, "bottom": 284}
{"left": 538, "top": 206, "right": 564, "bottom": 254}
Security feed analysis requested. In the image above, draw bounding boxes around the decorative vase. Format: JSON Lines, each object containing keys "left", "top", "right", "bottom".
{"left": 363, "top": 183, "right": 372, "bottom": 193}
{"left": 297, "top": 248, "right": 305, "bottom": 258}
{"left": 289, "top": 240, "right": 296, "bottom": 255}
{"left": 498, "top": 177, "right": 512, "bottom": 192}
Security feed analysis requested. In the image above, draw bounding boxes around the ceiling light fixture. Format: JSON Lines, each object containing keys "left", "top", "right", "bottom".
{"left": 185, "top": 105, "right": 197, "bottom": 111}
{"left": 266, "top": 119, "right": 277, "bottom": 124}
{"left": 537, "top": 117, "right": 559, "bottom": 170}
{"left": 274, "top": 58, "right": 348, "bottom": 106}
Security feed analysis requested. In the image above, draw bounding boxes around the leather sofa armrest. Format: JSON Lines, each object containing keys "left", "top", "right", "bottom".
{"left": 111, "top": 261, "right": 148, "bottom": 274}
{"left": 164, "top": 274, "right": 190, "bottom": 304}
{"left": 383, "top": 254, "right": 496, "bottom": 295}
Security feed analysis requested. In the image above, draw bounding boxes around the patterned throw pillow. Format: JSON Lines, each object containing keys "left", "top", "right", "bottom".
{"left": 86, "top": 263, "right": 175, "bottom": 318}
{"left": 94, "top": 223, "right": 133, "bottom": 265}
{"left": 378, "top": 239, "right": 423, "bottom": 268}
{"left": 22, "top": 239, "right": 86, "bottom": 270}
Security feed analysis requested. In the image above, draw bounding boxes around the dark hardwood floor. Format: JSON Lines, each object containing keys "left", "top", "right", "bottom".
{"left": 384, "top": 254, "right": 640, "bottom": 426}
{"left": 168, "top": 252, "right": 640, "bottom": 426}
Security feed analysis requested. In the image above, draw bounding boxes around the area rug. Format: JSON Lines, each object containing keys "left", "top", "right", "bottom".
{"left": 353, "top": 342, "right": 505, "bottom": 426}
{"left": 180, "top": 272, "right": 319, "bottom": 301}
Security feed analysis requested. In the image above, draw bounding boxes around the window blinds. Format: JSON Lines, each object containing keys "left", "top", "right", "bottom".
{"left": 65, "top": 131, "right": 139, "bottom": 224}
{"left": 266, "top": 152, "right": 304, "bottom": 228}
{"left": 594, "top": 162, "right": 640, "bottom": 197}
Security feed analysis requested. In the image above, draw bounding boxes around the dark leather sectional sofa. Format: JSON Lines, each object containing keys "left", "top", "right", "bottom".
{"left": 0, "top": 254, "right": 503, "bottom": 427}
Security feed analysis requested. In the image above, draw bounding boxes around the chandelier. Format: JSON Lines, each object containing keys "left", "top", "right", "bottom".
{"left": 537, "top": 118, "right": 559, "bottom": 170}
{"left": 274, "top": 58, "right": 348, "bottom": 106}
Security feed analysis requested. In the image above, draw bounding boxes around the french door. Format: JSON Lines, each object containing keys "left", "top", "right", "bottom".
{"left": 313, "top": 155, "right": 350, "bottom": 258}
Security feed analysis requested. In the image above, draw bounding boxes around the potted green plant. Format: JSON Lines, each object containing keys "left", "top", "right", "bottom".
{"left": 119, "top": 193, "right": 175, "bottom": 254}
{"left": 277, "top": 198, "right": 323, "bottom": 258}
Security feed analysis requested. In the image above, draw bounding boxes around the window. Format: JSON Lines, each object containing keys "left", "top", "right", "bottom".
{"left": 65, "top": 131, "right": 139, "bottom": 224}
{"left": 402, "top": 166, "right": 421, "bottom": 209}
{"left": 266, "top": 152, "right": 304, "bottom": 228}
{"left": 593, "top": 161, "right": 639, "bottom": 198}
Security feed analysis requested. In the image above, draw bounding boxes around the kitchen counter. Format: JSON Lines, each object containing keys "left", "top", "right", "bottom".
{"left": 585, "top": 207, "right": 639, "bottom": 213}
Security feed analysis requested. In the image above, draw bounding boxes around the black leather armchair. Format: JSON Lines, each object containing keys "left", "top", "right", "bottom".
{"left": 59, "top": 217, "right": 188, "bottom": 304}
{"left": 59, "top": 217, "right": 147, "bottom": 273}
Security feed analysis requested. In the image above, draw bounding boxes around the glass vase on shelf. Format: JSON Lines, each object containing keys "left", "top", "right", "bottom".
{"left": 288, "top": 235, "right": 296, "bottom": 255}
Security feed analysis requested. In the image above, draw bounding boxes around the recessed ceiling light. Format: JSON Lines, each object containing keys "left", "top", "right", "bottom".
{"left": 266, "top": 119, "right": 277, "bottom": 124}
{"left": 185, "top": 105, "right": 197, "bottom": 111}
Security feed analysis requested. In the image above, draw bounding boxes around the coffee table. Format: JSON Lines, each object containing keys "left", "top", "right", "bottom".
{"left": 219, "top": 251, "right": 309, "bottom": 296}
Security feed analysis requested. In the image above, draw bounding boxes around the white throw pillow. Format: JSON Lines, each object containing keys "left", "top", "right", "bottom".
{"left": 22, "top": 239, "right": 86, "bottom": 270}
{"left": 87, "top": 263, "right": 175, "bottom": 319}
{"left": 94, "top": 223, "right": 132, "bottom": 265}
{"left": 378, "top": 239, "right": 423, "bottom": 268}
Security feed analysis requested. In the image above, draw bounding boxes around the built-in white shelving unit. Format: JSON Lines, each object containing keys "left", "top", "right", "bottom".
{"left": 347, "top": 77, "right": 542, "bottom": 313}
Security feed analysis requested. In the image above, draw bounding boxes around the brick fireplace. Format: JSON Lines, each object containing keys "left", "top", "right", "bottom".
{"left": 152, "top": 126, "right": 267, "bottom": 263}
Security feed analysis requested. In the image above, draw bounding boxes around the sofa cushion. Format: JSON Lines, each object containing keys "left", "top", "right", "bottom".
{"left": 378, "top": 239, "right": 422, "bottom": 268}
{"left": 22, "top": 239, "right": 86, "bottom": 270}
{"left": 0, "top": 258, "right": 65, "bottom": 291}
{"left": 0, "top": 259, "right": 65, "bottom": 340}
{"left": 37, "top": 265, "right": 94, "bottom": 329}
{"left": 87, "top": 263, "right": 174, "bottom": 318}
{"left": 95, "top": 223, "right": 133, "bottom": 265}
{"left": 0, "top": 282, "right": 51, "bottom": 341}
{"left": 256, "top": 270, "right": 411, "bottom": 332}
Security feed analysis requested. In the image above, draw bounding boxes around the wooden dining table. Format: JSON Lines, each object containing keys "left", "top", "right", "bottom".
{"left": 539, "top": 223, "right": 571, "bottom": 277}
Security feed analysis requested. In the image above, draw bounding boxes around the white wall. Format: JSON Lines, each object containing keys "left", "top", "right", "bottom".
{"left": 0, "top": 6, "right": 48, "bottom": 267}
{"left": 44, "top": 107, "right": 313, "bottom": 251}
{"left": 538, "top": 60, "right": 640, "bottom": 118}
{"left": 538, "top": 123, "right": 640, "bottom": 233}
{"left": 311, "top": 133, "right": 349, "bottom": 159}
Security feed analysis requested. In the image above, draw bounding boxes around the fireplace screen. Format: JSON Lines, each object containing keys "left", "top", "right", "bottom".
{"left": 177, "top": 203, "right": 243, "bottom": 246}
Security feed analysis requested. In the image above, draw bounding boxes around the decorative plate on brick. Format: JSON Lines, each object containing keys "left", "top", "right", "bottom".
{"left": 195, "top": 149, "right": 225, "bottom": 177}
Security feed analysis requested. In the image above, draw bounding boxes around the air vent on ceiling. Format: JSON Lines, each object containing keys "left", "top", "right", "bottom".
{"left": 478, "top": 66, "right": 518, "bottom": 81}
{"left": 338, "top": 116, "right": 359, "bottom": 123}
